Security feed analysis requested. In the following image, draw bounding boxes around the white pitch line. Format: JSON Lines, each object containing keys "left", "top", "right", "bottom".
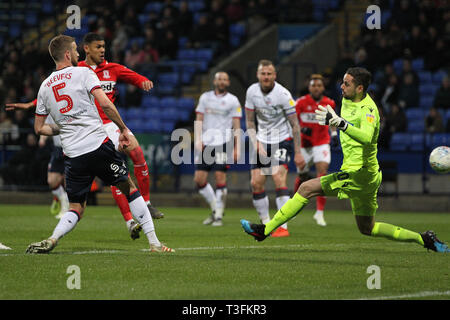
{"left": 357, "top": 290, "right": 450, "bottom": 300}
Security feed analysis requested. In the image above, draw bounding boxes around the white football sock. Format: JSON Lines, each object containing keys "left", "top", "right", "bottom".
{"left": 198, "top": 183, "right": 217, "bottom": 212}
{"left": 52, "top": 185, "right": 68, "bottom": 203}
{"left": 50, "top": 211, "right": 79, "bottom": 240}
{"left": 215, "top": 187, "right": 227, "bottom": 219}
{"left": 128, "top": 194, "right": 160, "bottom": 246}
{"left": 252, "top": 192, "right": 270, "bottom": 224}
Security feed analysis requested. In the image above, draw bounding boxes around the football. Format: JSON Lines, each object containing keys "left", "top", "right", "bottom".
{"left": 429, "top": 146, "right": 450, "bottom": 174}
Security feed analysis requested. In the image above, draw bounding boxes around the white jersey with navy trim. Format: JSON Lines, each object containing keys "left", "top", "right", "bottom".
{"left": 36, "top": 66, "right": 107, "bottom": 158}
{"left": 196, "top": 90, "right": 242, "bottom": 146}
{"left": 245, "top": 81, "right": 296, "bottom": 144}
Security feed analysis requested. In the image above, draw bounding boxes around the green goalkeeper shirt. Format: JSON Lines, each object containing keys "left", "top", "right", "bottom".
{"left": 339, "top": 93, "right": 380, "bottom": 173}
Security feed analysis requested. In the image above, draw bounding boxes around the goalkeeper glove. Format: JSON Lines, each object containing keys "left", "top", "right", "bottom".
{"left": 315, "top": 105, "right": 348, "bottom": 131}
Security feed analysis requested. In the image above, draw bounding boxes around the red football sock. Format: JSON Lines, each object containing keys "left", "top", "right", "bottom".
{"left": 316, "top": 173, "right": 326, "bottom": 211}
{"left": 129, "top": 147, "right": 150, "bottom": 203}
{"left": 294, "top": 176, "right": 302, "bottom": 192}
{"left": 111, "top": 186, "right": 133, "bottom": 222}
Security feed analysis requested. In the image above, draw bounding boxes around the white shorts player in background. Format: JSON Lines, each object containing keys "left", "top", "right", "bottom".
{"left": 294, "top": 74, "right": 337, "bottom": 226}
{"left": 39, "top": 116, "right": 69, "bottom": 219}
{"left": 194, "top": 72, "right": 242, "bottom": 226}
{"left": 26, "top": 35, "right": 173, "bottom": 254}
{"left": 245, "top": 59, "right": 305, "bottom": 237}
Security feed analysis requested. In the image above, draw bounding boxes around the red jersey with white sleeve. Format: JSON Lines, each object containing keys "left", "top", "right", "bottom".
{"left": 295, "top": 94, "right": 335, "bottom": 148}
{"left": 77, "top": 60, "right": 150, "bottom": 124}
{"left": 35, "top": 66, "right": 106, "bottom": 158}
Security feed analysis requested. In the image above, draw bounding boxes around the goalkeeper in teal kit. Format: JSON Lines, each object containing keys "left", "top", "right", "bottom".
{"left": 241, "top": 67, "right": 449, "bottom": 253}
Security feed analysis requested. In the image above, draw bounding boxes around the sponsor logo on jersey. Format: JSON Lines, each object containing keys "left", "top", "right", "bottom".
{"left": 101, "top": 81, "right": 116, "bottom": 93}
{"left": 300, "top": 112, "right": 319, "bottom": 123}
{"left": 103, "top": 70, "right": 110, "bottom": 79}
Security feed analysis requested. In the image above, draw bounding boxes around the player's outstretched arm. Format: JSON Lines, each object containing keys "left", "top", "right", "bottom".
{"left": 5, "top": 100, "right": 36, "bottom": 111}
{"left": 315, "top": 105, "right": 374, "bottom": 145}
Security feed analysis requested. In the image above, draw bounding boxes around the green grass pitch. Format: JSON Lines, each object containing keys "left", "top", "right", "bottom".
{"left": 0, "top": 204, "right": 449, "bottom": 300}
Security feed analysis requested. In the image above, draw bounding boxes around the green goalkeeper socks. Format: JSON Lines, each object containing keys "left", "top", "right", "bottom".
{"left": 371, "top": 222, "right": 424, "bottom": 246}
{"left": 264, "top": 193, "right": 309, "bottom": 235}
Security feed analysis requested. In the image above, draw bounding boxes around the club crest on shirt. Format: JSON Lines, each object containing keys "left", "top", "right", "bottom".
{"left": 103, "top": 70, "right": 110, "bottom": 79}
{"left": 366, "top": 113, "right": 375, "bottom": 123}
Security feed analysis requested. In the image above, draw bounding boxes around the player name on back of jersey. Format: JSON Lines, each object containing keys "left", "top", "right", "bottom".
{"left": 45, "top": 72, "right": 72, "bottom": 87}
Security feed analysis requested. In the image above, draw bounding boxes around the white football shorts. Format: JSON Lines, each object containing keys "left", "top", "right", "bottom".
{"left": 297, "top": 143, "right": 331, "bottom": 173}
{"left": 103, "top": 121, "right": 134, "bottom": 151}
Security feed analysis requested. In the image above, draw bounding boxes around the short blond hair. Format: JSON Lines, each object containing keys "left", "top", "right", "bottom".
{"left": 258, "top": 59, "right": 274, "bottom": 69}
{"left": 48, "top": 35, "right": 75, "bottom": 63}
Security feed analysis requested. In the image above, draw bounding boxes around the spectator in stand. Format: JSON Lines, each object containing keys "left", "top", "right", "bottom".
{"left": 189, "top": 14, "right": 214, "bottom": 48}
{"left": 178, "top": 1, "right": 193, "bottom": 37}
{"left": 401, "top": 59, "right": 419, "bottom": 85}
{"left": 158, "top": 29, "right": 178, "bottom": 60}
{"left": 94, "top": 17, "right": 113, "bottom": 42}
{"left": 425, "top": 39, "right": 450, "bottom": 72}
{"left": 12, "top": 109, "right": 33, "bottom": 145}
{"left": 433, "top": 76, "right": 450, "bottom": 110}
{"left": 125, "top": 84, "right": 143, "bottom": 107}
{"left": 0, "top": 111, "right": 19, "bottom": 145}
{"left": 403, "top": 25, "right": 426, "bottom": 58}
{"left": 386, "top": 103, "right": 407, "bottom": 134}
{"left": 124, "top": 41, "right": 146, "bottom": 69}
{"left": 425, "top": 107, "right": 445, "bottom": 133}
{"left": 225, "top": 0, "right": 245, "bottom": 23}
{"left": 380, "top": 74, "right": 400, "bottom": 112}
{"left": 398, "top": 73, "right": 419, "bottom": 109}
{"left": 211, "top": 15, "right": 230, "bottom": 53}
{"left": 142, "top": 42, "right": 159, "bottom": 64}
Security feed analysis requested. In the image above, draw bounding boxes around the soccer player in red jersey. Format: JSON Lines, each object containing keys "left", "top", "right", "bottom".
{"left": 294, "top": 74, "right": 337, "bottom": 226}
{"left": 6, "top": 33, "right": 164, "bottom": 239}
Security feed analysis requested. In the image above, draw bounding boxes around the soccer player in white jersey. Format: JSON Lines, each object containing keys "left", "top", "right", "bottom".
{"left": 194, "top": 72, "right": 242, "bottom": 226}
{"left": 39, "top": 116, "right": 69, "bottom": 219}
{"left": 26, "top": 35, "right": 173, "bottom": 254}
{"left": 245, "top": 59, "right": 305, "bottom": 237}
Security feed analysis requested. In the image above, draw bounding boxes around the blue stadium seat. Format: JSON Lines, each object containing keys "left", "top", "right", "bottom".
{"left": 142, "top": 119, "right": 162, "bottom": 132}
{"left": 419, "top": 96, "right": 434, "bottom": 109}
{"left": 405, "top": 108, "right": 426, "bottom": 120}
{"left": 418, "top": 71, "right": 432, "bottom": 83}
{"left": 392, "top": 59, "right": 403, "bottom": 75}
{"left": 138, "top": 14, "right": 149, "bottom": 26}
{"left": 411, "top": 58, "right": 424, "bottom": 71}
{"left": 390, "top": 133, "right": 410, "bottom": 151}
{"left": 229, "top": 23, "right": 246, "bottom": 47}
{"left": 177, "top": 49, "right": 196, "bottom": 60}
{"left": 8, "top": 23, "right": 21, "bottom": 38}
{"left": 178, "top": 36, "right": 189, "bottom": 49}
{"left": 160, "top": 107, "right": 178, "bottom": 120}
{"left": 429, "top": 133, "right": 449, "bottom": 149}
{"left": 432, "top": 70, "right": 447, "bottom": 85}
{"left": 127, "top": 108, "right": 141, "bottom": 120}
{"left": 158, "top": 73, "right": 179, "bottom": 86}
{"left": 189, "top": 1, "right": 205, "bottom": 12}
{"left": 41, "top": 2, "right": 53, "bottom": 14}
{"left": 419, "top": 83, "right": 439, "bottom": 96}
{"left": 127, "top": 119, "right": 145, "bottom": 133}
{"left": 445, "top": 109, "right": 450, "bottom": 122}
{"left": 160, "top": 97, "right": 178, "bottom": 108}
{"left": 144, "top": 2, "right": 162, "bottom": 13}
{"left": 25, "top": 11, "right": 38, "bottom": 26}
{"left": 407, "top": 120, "right": 425, "bottom": 133}
{"left": 410, "top": 133, "right": 425, "bottom": 151}
{"left": 161, "top": 120, "right": 176, "bottom": 133}
{"left": 196, "top": 48, "right": 213, "bottom": 62}
{"left": 141, "top": 95, "right": 160, "bottom": 108}
{"left": 177, "top": 97, "right": 195, "bottom": 110}
{"left": 178, "top": 109, "right": 192, "bottom": 121}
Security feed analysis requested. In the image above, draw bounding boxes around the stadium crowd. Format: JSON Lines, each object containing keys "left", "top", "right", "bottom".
{"left": 0, "top": 0, "right": 449, "bottom": 187}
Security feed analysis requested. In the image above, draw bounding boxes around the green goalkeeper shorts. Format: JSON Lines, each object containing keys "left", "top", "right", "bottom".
{"left": 320, "top": 167, "right": 382, "bottom": 216}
